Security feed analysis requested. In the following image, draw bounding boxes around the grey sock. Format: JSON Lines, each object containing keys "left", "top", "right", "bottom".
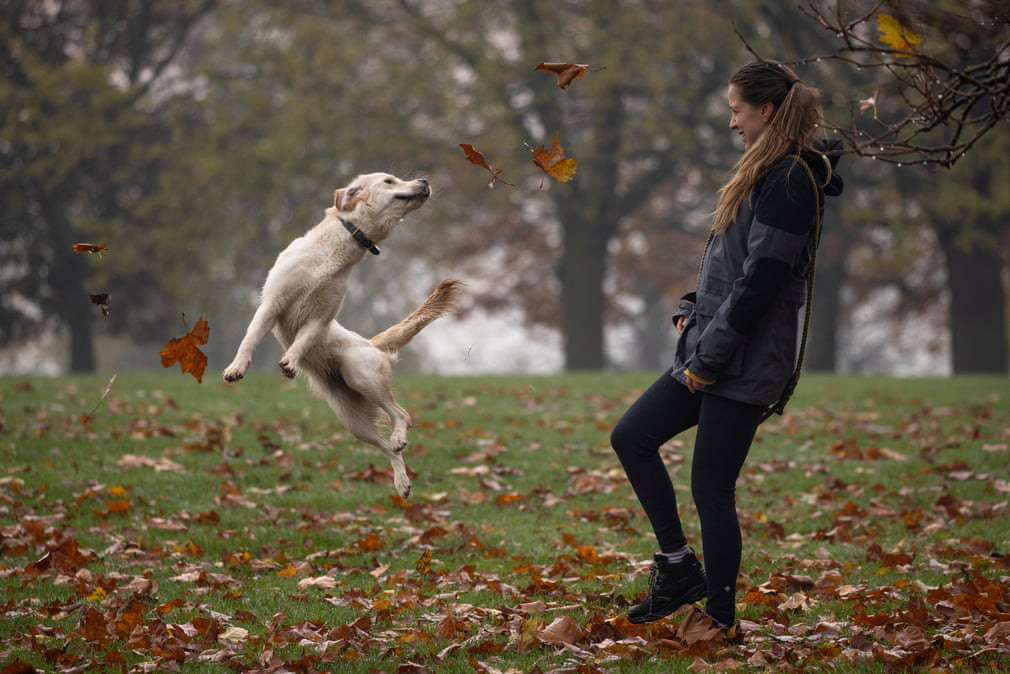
{"left": 658, "top": 544, "right": 690, "bottom": 564}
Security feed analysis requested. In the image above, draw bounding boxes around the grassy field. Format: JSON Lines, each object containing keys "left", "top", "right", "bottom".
{"left": 1, "top": 371, "right": 1008, "bottom": 672}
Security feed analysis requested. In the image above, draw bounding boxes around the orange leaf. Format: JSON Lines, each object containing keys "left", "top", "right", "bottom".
{"left": 535, "top": 62, "right": 591, "bottom": 89}
{"left": 160, "top": 315, "right": 210, "bottom": 383}
{"left": 459, "top": 143, "right": 514, "bottom": 188}
{"left": 277, "top": 564, "right": 297, "bottom": 578}
{"left": 530, "top": 132, "right": 577, "bottom": 184}
{"left": 495, "top": 491, "right": 526, "bottom": 505}
{"left": 113, "top": 601, "right": 147, "bottom": 639}
{"left": 416, "top": 548, "right": 433, "bottom": 575}
{"left": 105, "top": 499, "right": 130, "bottom": 514}
{"left": 354, "top": 532, "right": 383, "bottom": 552}
{"left": 73, "top": 243, "right": 108, "bottom": 254}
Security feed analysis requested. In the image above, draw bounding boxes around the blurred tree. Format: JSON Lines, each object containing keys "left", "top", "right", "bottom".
{"left": 798, "top": 0, "right": 1009, "bottom": 168}
{"left": 927, "top": 126, "right": 1009, "bottom": 372}
{"left": 5, "top": 0, "right": 1004, "bottom": 375}
{"left": 795, "top": 0, "right": 1010, "bottom": 372}
{"left": 0, "top": 0, "right": 214, "bottom": 371}
{"left": 342, "top": 0, "right": 754, "bottom": 370}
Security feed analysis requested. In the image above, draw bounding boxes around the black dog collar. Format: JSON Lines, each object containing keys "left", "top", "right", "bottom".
{"left": 339, "top": 217, "right": 380, "bottom": 255}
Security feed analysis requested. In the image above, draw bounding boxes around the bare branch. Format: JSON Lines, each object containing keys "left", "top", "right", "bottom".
{"left": 749, "top": 1, "right": 1010, "bottom": 168}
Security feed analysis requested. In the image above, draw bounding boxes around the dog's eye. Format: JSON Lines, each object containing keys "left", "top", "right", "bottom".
{"left": 384, "top": 178, "right": 395, "bottom": 185}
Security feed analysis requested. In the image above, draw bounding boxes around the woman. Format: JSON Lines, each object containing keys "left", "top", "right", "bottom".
{"left": 611, "top": 60, "right": 844, "bottom": 631}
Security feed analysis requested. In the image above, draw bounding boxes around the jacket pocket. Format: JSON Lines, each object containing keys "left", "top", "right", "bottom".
{"left": 693, "top": 291, "right": 747, "bottom": 378}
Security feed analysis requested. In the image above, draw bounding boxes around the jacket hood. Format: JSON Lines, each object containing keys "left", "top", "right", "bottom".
{"left": 804, "top": 138, "right": 845, "bottom": 197}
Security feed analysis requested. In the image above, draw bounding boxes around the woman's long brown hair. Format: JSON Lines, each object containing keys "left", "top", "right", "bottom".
{"left": 711, "top": 61, "right": 828, "bottom": 232}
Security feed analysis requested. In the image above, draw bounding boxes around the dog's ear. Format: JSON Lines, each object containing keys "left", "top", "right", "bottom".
{"left": 334, "top": 184, "right": 363, "bottom": 211}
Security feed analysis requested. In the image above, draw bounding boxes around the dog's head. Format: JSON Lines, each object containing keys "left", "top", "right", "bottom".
{"left": 332, "top": 173, "right": 431, "bottom": 225}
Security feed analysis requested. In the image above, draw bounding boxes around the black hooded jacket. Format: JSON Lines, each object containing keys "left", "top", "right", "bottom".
{"left": 672, "top": 139, "right": 844, "bottom": 406}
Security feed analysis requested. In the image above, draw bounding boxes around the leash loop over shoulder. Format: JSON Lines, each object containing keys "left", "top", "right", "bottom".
{"left": 759, "top": 154, "right": 821, "bottom": 424}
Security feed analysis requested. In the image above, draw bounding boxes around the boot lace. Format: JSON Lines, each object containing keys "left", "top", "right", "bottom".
{"left": 646, "top": 562, "right": 659, "bottom": 594}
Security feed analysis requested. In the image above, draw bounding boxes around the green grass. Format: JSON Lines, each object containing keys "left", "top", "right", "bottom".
{"left": 1, "top": 372, "right": 1008, "bottom": 672}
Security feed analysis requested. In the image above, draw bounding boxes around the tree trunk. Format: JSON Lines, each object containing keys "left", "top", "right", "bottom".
{"left": 805, "top": 220, "right": 848, "bottom": 372}
{"left": 47, "top": 198, "right": 97, "bottom": 373}
{"left": 935, "top": 224, "right": 1007, "bottom": 373}
{"left": 559, "top": 219, "right": 609, "bottom": 370}
{"left": 636, "top": 285, "right": 668, "bottom": 371}
{"left": 805, "top": 260, "right": 844, "bottom": 372}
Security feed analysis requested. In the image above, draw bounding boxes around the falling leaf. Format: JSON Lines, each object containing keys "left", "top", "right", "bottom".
{"left": 416, "top": 549, "right": 433, "bottom": 575}
{"left": 459, "top": 143, "right": 514, "bottom": 188}
{"left": 877, "top": 13, "right": 922, "bottom": 55}
{"left": 160, "top": 315, "right": 210, "bottom": 383}
{"left": 73, "top": 243, "right": 108, "bottom": 254}
{"left": 529, "top": 132, "right": 577, "bottom": 185}
{"left": 90, "top": 293, "right": 110, "bottom": 317}
{"left": 534, "top": 62, "right": 595, "bottom": 89}
{"left": 858, "top": 90, "right": 879, "bottom": 119}
{"left": 82, "top": 372, "right": 117, "bottom": 424}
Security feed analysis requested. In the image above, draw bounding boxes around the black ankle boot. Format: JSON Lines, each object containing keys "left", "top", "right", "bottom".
{"left": 627, "top": 551, "right": 707, "bottom": 624}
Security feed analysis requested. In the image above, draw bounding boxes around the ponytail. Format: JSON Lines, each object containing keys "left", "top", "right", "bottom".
{"left": 712, "top": 61, "right": 828, "bottom": 232}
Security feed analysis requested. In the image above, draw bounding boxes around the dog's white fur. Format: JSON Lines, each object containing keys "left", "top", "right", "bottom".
{"left": 223, "top": 172, "right": 460, "bottom": 498}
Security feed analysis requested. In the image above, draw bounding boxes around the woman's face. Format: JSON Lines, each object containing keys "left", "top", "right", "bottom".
{"left": 728, "top": 84, "right": 771, "bottom": 149}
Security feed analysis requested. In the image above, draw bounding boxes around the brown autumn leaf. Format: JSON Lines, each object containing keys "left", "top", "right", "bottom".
{"left": 89, "top": 293, "right": 110, "bottom": 317}
{"left": 80, "top": 605, "right": 110, "bottom": 645}
{"left": 160, "top": 315, "right": 210, "bottom": 383}
{"left": 113, "top": 601, "right": 147, "bottom": 639}
{"left": 459, "top": 143, "right": 514, "bottom": 188}
{"left": 529, "top": 132, "right": 577, "bottom": 185}
{"left": 25, "top": 537, "right": 93, "bottom": 575}
{"left": 416, "top": 548, "right": 433, "bottom": 575}
{"left": 73, "top": 242, "right": 108, "bottom": 254}
{"left": 533, "top": 615, "right": 587, "bottom": 645}
{"left": 535, "top": 62, "right": 592, "bottom": 89}
{"left": 116, "top": 453, "right": 185, "bottom": 472}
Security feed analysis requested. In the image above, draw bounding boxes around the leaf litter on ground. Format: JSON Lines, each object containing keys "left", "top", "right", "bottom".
{"left": 0, "top": 373, "right": 1008, "bottom": 672}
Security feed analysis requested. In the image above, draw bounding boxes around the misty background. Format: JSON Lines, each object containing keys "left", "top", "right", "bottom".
{"left": 2, "top": 1, "right": 1007, "bottom": 378}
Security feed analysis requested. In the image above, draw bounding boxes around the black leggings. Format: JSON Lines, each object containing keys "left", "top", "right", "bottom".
{"left": 610, "top": 367, "right": 764, "bottom": 624}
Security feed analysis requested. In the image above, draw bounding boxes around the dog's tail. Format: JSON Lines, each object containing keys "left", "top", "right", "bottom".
{"left": 369, "top": 279, "right": 463, "bottom": 352}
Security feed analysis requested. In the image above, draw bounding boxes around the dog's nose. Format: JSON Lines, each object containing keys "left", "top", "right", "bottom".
{"left": 417, "top": 178, "right": 429, "bottom": 185}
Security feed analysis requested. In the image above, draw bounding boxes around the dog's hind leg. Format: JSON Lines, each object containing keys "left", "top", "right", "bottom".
{"left": 339, "top": 358, "right": 412, "bottom": 451}
{"left": 343, "top": 403, "right": 412, "bottom": 499}
{"left": 312, "top": 376, "right": 412, "bottom": 499}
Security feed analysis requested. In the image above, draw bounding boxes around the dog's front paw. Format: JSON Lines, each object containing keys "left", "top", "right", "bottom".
{"left": 223, "top": 360, "right": 248, "bottom": 382}
{"left": 278, "top": 358, "right": 296, "bottom": 378}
